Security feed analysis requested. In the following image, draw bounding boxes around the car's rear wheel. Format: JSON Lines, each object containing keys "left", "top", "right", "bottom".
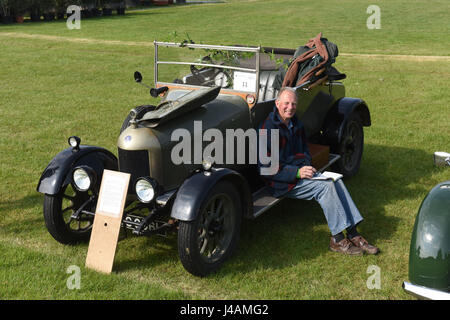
{"left": 333, "top": 112, "right": 364, "bottom": 177}
{"left": 43, "top": 184, "right": 95, "bottom": 244}
{"left": 177, "top": 181, "right": 242, "bottom": 277}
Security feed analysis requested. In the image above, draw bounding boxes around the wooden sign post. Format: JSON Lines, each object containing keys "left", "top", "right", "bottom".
{"left": 85, "top": 169, "right": 130, "bottom": 274}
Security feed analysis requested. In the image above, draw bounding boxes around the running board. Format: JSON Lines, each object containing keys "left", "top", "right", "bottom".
{"left": 252, "top": 187, "right": 281, "bottom": 218}
{"left": 252, "top": 153, "right": 341, "bottom": 218}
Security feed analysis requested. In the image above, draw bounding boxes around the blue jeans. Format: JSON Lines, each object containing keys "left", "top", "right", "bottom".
{"left": 284, "top": 175, "right": 364, "bottom": 236}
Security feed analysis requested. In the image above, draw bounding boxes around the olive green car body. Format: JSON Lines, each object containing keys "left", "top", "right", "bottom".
{"left": 403, "top": 181, "right": 450, "bottom": 299}
{"left": 37, "top": 41, "right": 372, "bottom": 276}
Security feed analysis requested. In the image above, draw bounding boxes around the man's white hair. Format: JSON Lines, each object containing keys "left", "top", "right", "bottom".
{"left": 276, "top": 87, "right": 297, "bottom": 101}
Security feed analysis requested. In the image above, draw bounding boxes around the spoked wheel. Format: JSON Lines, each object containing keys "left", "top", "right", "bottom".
{"left": 177, "top": 181, "right": 242, "bottom": 277}
{"left": 43, "top": 183, "right": 96, "bottom": 244}
{"left": 334, "top": 112, "right": 364, "bottom": 177}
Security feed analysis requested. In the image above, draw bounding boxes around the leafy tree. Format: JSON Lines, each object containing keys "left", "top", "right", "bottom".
{"left": 0, "top": 0, "right": 11, "bottom": 16}
{"left": 40, "top": 0, "right": 57, "bottom": 13}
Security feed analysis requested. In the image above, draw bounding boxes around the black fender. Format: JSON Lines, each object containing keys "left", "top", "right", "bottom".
{"left": 36, "top": 145, "right": 118, "bottom": 195}
{"left": 321, "top": 97, "right": 371, "bottom": 149}
{"left": 171, "top": 167, "right": 252, "bottom": 221}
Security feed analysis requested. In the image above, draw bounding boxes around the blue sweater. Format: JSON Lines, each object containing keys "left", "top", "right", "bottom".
{"left": 258, "top": 107, "right": 312, "bottom": 197}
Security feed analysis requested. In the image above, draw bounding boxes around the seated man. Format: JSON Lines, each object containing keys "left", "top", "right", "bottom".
{"left": 257, "top": 87, "right": 379, "bottom": 255}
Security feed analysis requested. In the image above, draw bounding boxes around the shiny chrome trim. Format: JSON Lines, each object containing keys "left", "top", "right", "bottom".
{"left": 434, "top": 151, "right": 450, "bottom": 166}
{"left": 154, "top": 41, "right": 261, "bottom": 97}
{"left": 156, "top": 189, "right": 177, "bottom": 206}
{"left": 156, "top": 61, "right": 256, "bottom": 73}
{"left": 154, "top": 41, "right": 261, "bottom": 53}
{"left": 402, "top": 282, "right": 450, "bottom": 300}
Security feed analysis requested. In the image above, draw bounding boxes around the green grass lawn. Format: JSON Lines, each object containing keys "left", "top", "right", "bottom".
{"left": 0, "top": 0, "right": 449, "bottom": 300}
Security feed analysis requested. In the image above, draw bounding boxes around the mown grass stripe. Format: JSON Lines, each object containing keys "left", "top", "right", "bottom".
{"left": 1, "top": 32, "right": 449, "bottom": 62}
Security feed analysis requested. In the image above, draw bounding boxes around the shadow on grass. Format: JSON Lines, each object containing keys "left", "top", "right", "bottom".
{"left": 1, "top": 144, "right": 437, "bottom": 276}
{"left": 0, "top": 193, "right": 42, "bottom": 212}
{"left": 111, "top": 145, "right": 435, "bottom": 276}
{"left": 114, "top": 234, "right": 179, "bottom": 273}
{"left": 221, "top": 143, "right": 434, "bottom": 275}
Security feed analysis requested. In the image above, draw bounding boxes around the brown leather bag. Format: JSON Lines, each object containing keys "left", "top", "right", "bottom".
{"left": 281, "top": 32, "right": 333, "bottom": 88}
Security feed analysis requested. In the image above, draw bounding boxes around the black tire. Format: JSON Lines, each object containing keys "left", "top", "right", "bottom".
{"left": 333, "top": 112, "right": 364, "bottom": 178}
{"left": 177, "top": 181, "right": 242, "bottom": 277}
{"left": 43, "top": 184, "right": 95, "bottom": 244}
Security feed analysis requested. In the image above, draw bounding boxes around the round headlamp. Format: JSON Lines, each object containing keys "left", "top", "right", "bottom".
{"left": 135, "top": 178, "right": 158, "bottom": 203}
{"left": 202, "top": 158, "right": 214, "bottom": 171}
{"left": 72, "top": 166, "right": 96, "bottom": 192}
{"left": 68, "top": 136, "right": 81, "bottom": 150}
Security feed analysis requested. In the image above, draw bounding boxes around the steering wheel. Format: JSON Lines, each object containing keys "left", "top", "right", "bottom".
{"left": 190, "top": 56, "right": 232, "bottom": 88}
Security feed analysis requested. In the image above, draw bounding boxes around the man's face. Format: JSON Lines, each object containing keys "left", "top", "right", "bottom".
{"left": 275, "top": 90, "right": 297, "bottom": 123}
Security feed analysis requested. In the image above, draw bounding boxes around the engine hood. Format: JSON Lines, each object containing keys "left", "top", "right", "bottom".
{"left": 140, "top": 86, "right": 221, "bottom": 127}
{"left": 117, "top": 90, "right": 251, "bottom": 190}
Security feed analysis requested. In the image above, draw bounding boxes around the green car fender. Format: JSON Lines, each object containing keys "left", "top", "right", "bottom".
{"left": 408, "top": 181, "right": 450, "bottom": 292}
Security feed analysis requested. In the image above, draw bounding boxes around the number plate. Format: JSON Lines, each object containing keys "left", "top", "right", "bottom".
{"left": 123, "top": 215, "right": 168, "bottom": 237}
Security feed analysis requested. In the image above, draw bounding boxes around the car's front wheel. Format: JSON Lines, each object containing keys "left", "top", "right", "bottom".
{"left": 43, "top": 184, "right": 95, "bottom": 244}
{"left": 177, "top": 181, "right": 242, "bottom": 277}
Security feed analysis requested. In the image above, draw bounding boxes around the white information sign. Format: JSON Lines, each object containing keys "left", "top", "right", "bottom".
{"left": 233, "top": 71, "right": 257, "bottom": 92}
{"left": 85, "top": 169, "right": 130, "bottom": 274}
{"left": 97, "top": 173, "right": 128, "bottom": 218}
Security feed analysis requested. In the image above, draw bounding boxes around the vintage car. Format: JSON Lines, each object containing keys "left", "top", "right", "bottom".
{"left": 402, "top": 153, "right": 450, "bottom": 300}
{"left": 36, "top": 41, "right": 371, "bottom": 276}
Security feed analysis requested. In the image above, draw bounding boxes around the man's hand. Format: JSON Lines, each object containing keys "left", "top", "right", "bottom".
{"left": 298, "top": 166, "right": 317, "bottom": 179}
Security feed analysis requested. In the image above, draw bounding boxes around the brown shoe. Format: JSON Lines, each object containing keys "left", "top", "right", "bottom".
{"left": 349, "top": 235, "right": 380, "bottom": 255}
{"left": 329, "top": 237, "right": 364, "bottom": 256}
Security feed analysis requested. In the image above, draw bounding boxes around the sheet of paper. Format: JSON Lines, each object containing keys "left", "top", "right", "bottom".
{"left": 233, "top": 71, "right": 257, "bottom": 92}
{"left": 97, "top": 173, "right": 128, "bottom": 218}
{"left": 311, "top": 171, "right": 343, "bottom": 182}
